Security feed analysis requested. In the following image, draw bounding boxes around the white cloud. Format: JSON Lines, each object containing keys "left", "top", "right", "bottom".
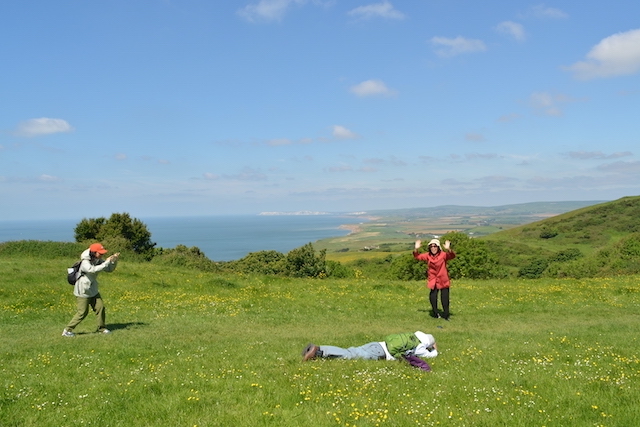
{"left": 478, "top": 175, "right": 518, "bottom": 185}
{"left": 598, "top": 160, "right": 640, "bottom": 174}
{"left": 14, "top": 118, "right": 74, "bottom": 137}
{"left": 227, "top": 167, "right": 268, "bottom": 181}
{"left": 363, "top": 157, "right": 385, "bottom": 164}
{"left": 495, "top": 21, "right": 526, "bottom": 41}
{"left": 266, "top": 137, "right": 314, "bottom": 146}
{"left": 359, "top": 166, "right": 378, "bottom": 173}
{"left": 466, "top": 153, "right": 499, "bottom": 160}
{"left": 388, "top": 155, "right": 407, "bottom": 166}
{"left": 430, "top": 36, "right": 487, "bottom": 57}
{"left": 349, "top": 79, "right": 397, "bottom": 97}
{"left": 465, "top": 133, "right": 486, "bottom": 142}
{"left": 332, "top": 125, "right": 359, "bottom": 139}
{"left": 497, "top": 113, "right": 521, "bottom": 123}
{"left": 326, "top": 164, "right": 353, "bottom": 172}
{"left": 237, "top": 0, "right": 333, "bottom": 22}
{"left": 39, "top": 174, "right": 61, "bottom": 182}
{"left": 565, "top": 29, "right": 640, "bottom": 80}
{"left": 267, "top": 138, "right": 294, "bottom": 146}
{"left": 568, "top": 151, "right": 633, "bottom": 160}
{"left": 204, "top": 169, "right": 267, "bottom": 181}
{"left": 347, "top": 1, "right": 404, "bottom": 20}
{"left": 238, "top": 0, "right": 303, "bottom": 23}
{"left": 419, "top": 155, "right": 437, "bottom": 163}
{"left": 528, "top": 4, "right": 568, "bottom": 19}
{"left": 529, "top": 91, "right": 581, "bottom": 116}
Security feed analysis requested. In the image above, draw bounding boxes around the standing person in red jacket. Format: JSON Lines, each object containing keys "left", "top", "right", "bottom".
{"left": 413, "top": 238, "right": 456, "bottom": 320}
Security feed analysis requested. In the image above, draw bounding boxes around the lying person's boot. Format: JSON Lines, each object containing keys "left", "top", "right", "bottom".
{"left": 302, "top": 343, "right": 320, "bottom": 361}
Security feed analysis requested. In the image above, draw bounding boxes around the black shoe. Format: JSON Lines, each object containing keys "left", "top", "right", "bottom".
{"left": 441, "top": 314, "right": 450, "bottom": 321}
{"left": 302, "top": 343, "right": 320, "bottom": 361}
{"left": 430, "top": 311, "right": 441, "bottom": 319}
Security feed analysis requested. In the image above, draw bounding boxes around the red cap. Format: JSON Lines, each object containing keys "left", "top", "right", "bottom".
{"left": 89, "top": 243, "right": 108, "bottom": 254}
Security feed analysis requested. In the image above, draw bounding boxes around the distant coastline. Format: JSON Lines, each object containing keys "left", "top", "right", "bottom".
{"left": 258, "top": 211, "right": 373, "bottom": 236}
{"left": 338, "top": 224, "right": 362, "bottom": 235}
{"left": 259, "top": 211, "right": 330, "bottom": 216}
{"left": 259, "top": 210, "right": 370, "bottom": 216}
{"left": 0, "top": 215, "right": 363, "bottom": 262}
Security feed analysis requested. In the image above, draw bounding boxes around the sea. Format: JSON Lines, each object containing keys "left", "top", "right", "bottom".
{"left": 0, "top": 215, "right": 365, "bottom": 261}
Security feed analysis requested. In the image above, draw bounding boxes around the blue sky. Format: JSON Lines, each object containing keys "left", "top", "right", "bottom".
{"left": 1, "top": 1, "right": 639, "bottom": 220}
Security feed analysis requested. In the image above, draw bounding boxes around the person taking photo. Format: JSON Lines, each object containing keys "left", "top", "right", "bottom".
{"left": 62, "top": 243, "right": 119, "bottom": 337}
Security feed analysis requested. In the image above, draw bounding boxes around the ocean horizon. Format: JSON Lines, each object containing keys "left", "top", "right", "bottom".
{"left": 0, "top": 215, "right": 365, "bottom": 261}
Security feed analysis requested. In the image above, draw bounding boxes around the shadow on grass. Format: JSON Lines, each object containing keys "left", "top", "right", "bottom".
{"left": 69, "top": 322, "right": 148, "bottom": 336}
{"left": 107, "top": 322, "right": 148, "bottom": 331}
{"left": 417, "top": 308, "right": 454, "bottom": 319}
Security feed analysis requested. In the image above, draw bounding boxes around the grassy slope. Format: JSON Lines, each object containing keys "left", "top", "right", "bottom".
{"left": 1, "top": 255, "right": 639, "bottom": 427}
{"left": 318, "top": 201, "right": 604, "bottom": 262}
{"left": 483, "top": 196, "right": 640, "bottom": 247}
{"left": 480, "top": 196, "right": 640, "bottom": 274}
{"left": 365, "top": 201, "right": 604, "bottom": 218}
{"left": 320, "top": 197, "right": 640, "bottom": 277}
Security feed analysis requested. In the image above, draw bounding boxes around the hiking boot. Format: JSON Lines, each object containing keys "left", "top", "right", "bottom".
{"left": 302, "top": 343, "right": 320, "bottom": 361}
{"left": 62, "top": 329, "right": 75, "bottom": 337}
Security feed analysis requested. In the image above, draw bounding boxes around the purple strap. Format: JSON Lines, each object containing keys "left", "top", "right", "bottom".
{"left": 403, "top": 354, "right": 431, "bottom": 371}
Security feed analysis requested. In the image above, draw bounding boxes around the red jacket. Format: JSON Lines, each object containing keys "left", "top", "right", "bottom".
{"left": 413, "top": 250, "right": 456, "bottom": 289}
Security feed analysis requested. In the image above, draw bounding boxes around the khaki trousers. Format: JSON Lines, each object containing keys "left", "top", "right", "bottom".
{"left": 66, "top": 294, "right": 106, "bottom": 332}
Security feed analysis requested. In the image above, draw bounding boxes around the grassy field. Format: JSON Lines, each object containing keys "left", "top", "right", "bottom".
{"left": 1, "top": 255, "right": 639, "bottom": 426}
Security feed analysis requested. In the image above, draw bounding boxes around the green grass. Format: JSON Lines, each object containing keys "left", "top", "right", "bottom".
{"left": 2, "top": 255, "right": 639, "bottom": 426}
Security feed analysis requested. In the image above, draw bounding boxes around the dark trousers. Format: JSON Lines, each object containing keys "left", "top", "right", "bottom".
{"left": 429, "top": 287, "right": 450, "bottom": 318}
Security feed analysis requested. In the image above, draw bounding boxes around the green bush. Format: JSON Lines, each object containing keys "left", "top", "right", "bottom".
{"left": 75, "top": 213, "right": 156, "bottom": 260}
{"left": 151, "top": 244, "right": 219, "bottom": 271}
{"left": 545, "top": 232, "right": 640, "bottom": 278}
{"left": 388, "top": 253, "right": 425, "bottom": 281}
{"left": 539, "top": 227, "right": 559, "bottom": 239}
{"left": 224, "top": 250, "right": 285, "bottom": 275}
{"left": 549, "top": 248, "right": 583, "bottom": 263}
{"left": 325, "top": 260, "right": 355, "bottom": 278}
{"left": 518, "top": 257, "right": 550, "bottom": 279}
{"left": 220, "top": 245, "right": 359, "bottom": 279}
{"left": 277, "top": 243, "right": 327, "bottom": 278}
{"left": 442, "top": 232, "right": 507, "bottom": 279}
{"left": 619, "top": 232, "right": 640, "bottom": 259}
{"left": 0, "top": 240, "right": 85, "bottom": 258}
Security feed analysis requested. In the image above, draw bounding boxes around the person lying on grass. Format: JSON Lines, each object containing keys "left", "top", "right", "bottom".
{"left": 302, "top": 331, "right": 437, "bottom": 371}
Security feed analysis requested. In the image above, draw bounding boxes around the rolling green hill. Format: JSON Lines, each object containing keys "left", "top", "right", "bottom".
{"left": 318, "top": 196, "right": 640, "bottom": 279}
{"left": 319, "top": 200, "right": 604, "bottom": 261}
{"left": 366, "top": 200, "right": 603, "bottom": 219}
{"left": 482, "top": 196, "right": 640, "bottom": 278}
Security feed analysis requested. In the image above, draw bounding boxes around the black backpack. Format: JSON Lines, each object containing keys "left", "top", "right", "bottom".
{"left": 67, "top": 261, "right": 83, "bottom": 285}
